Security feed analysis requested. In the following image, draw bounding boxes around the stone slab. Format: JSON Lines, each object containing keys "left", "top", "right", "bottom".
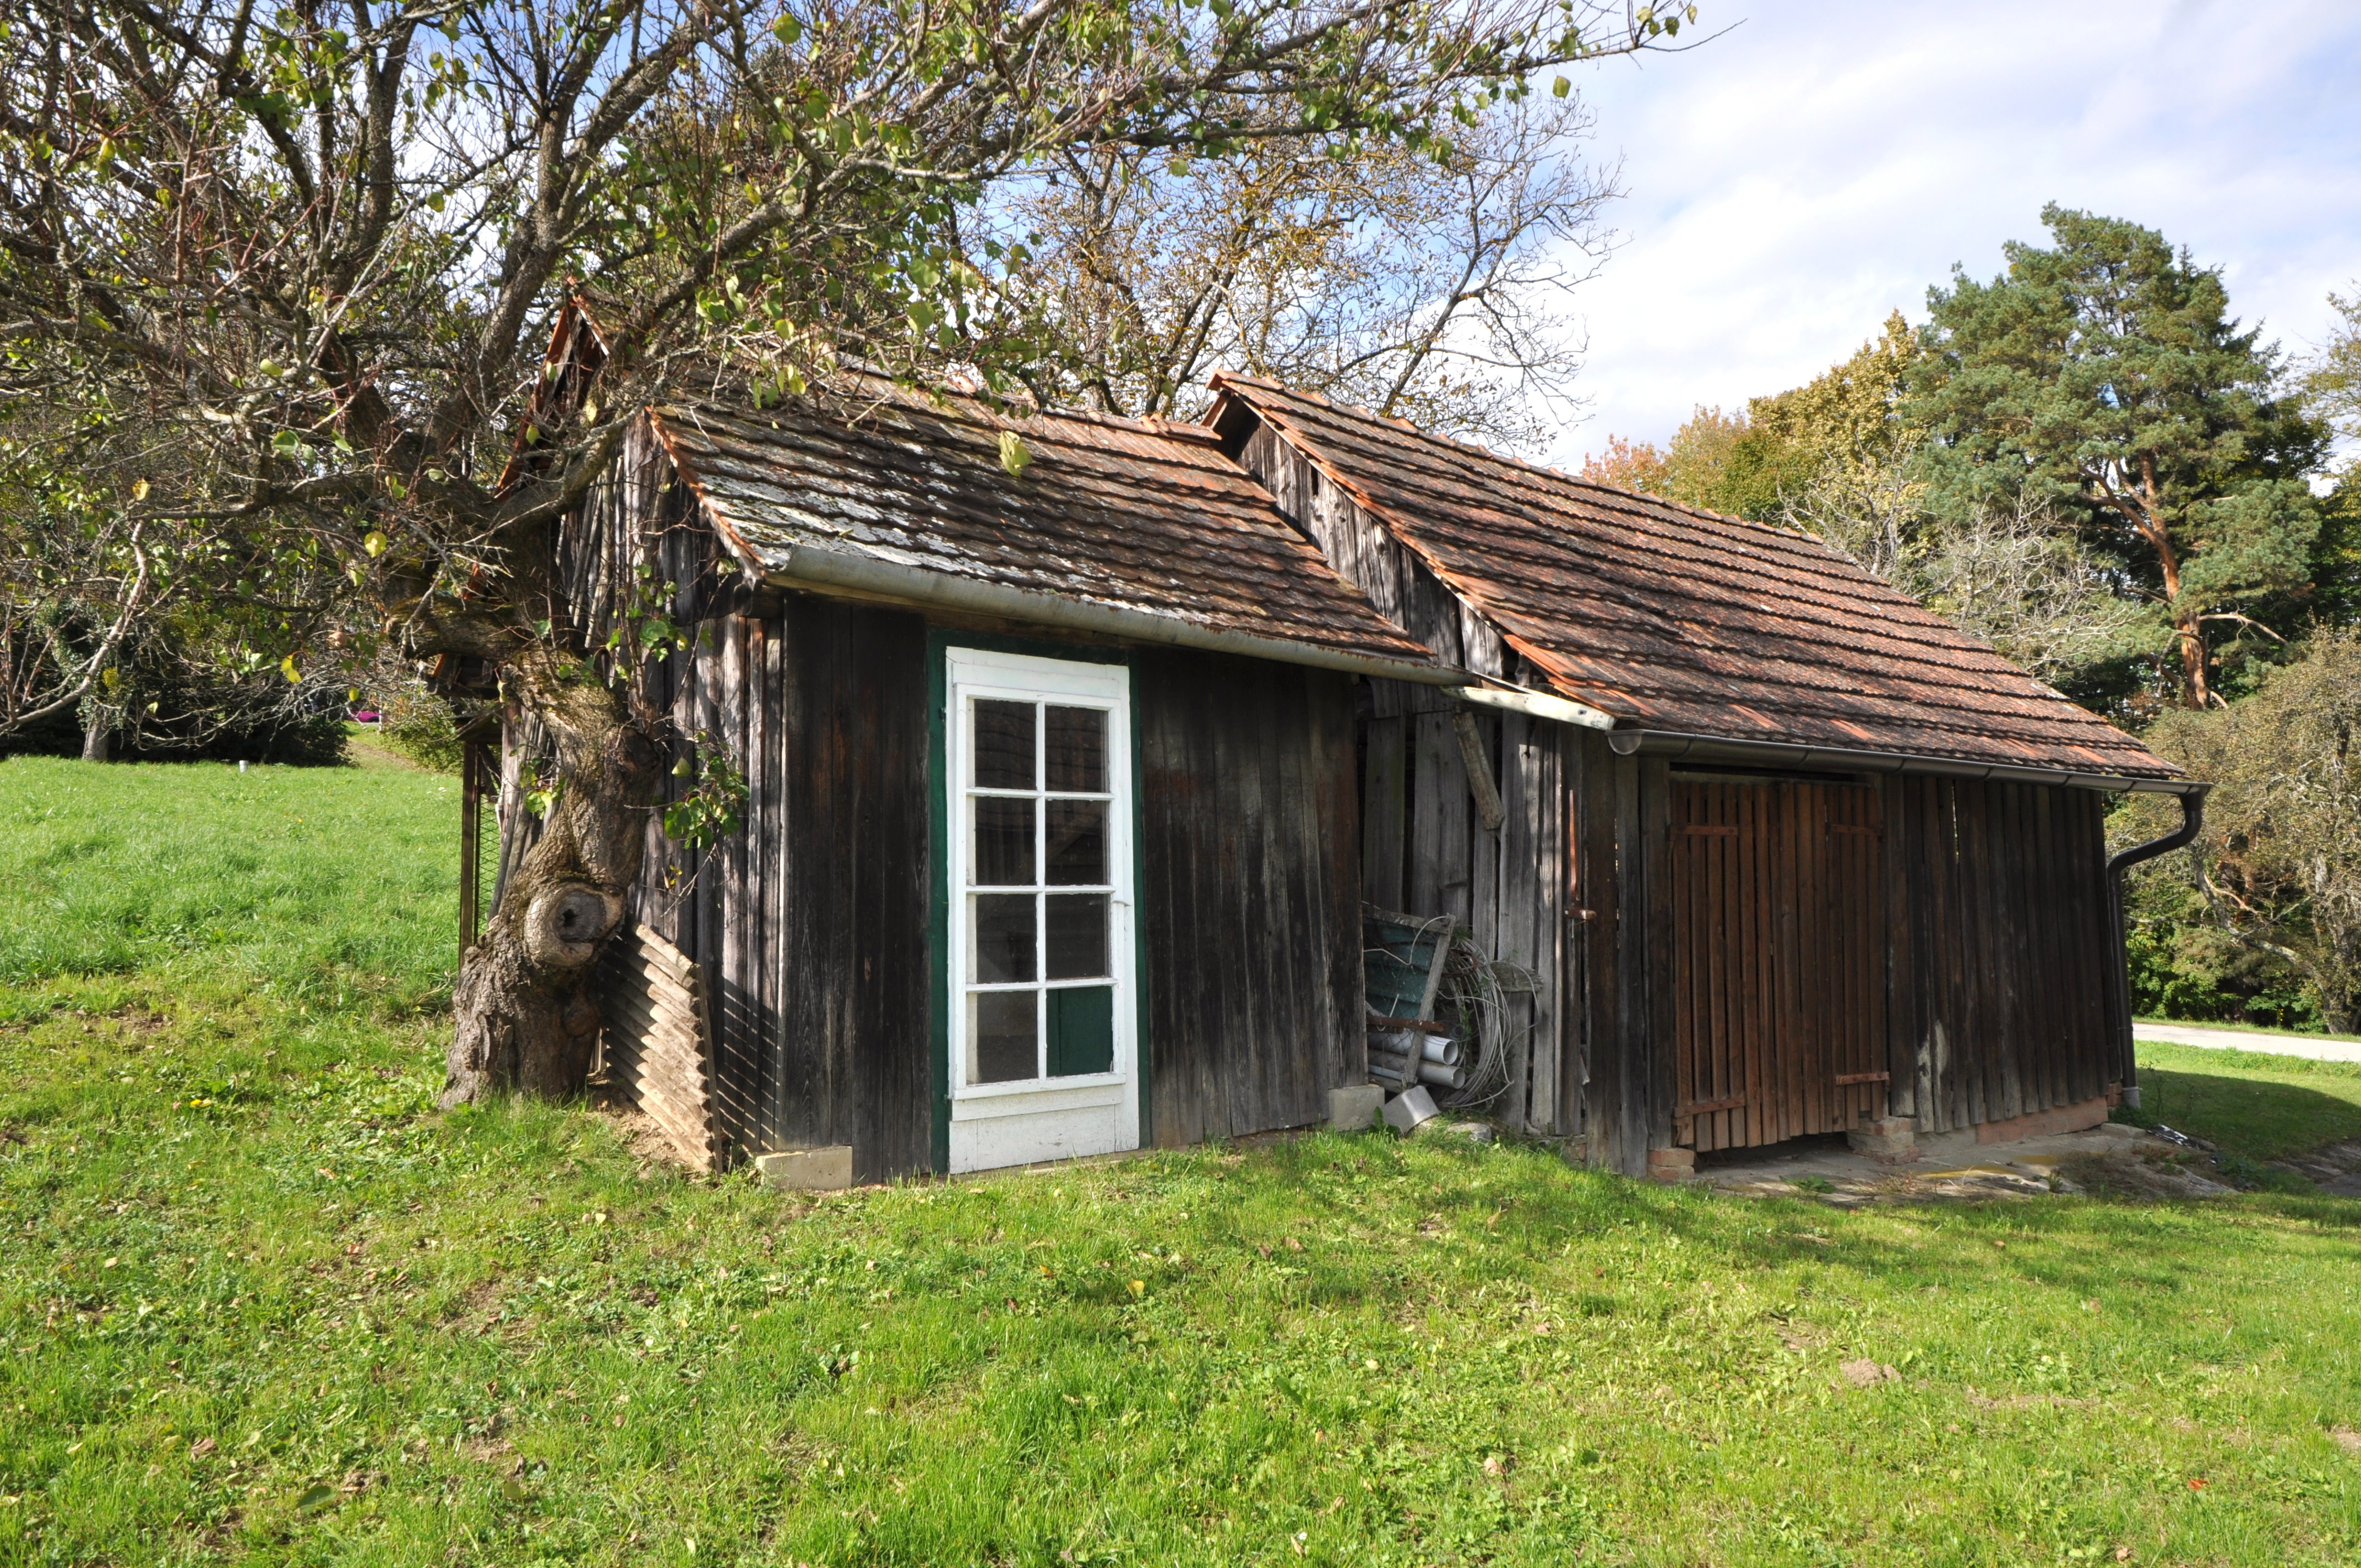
{"left": 755, "top": 1146, "right": 854, "bottom": 1192}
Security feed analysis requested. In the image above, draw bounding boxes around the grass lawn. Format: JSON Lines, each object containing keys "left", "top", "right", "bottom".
{"left": 2121, "top": 1044, "right": 2361, "bottom": 1162}
{"left": 3, "top": 756, "right": 2359, "bottom": 1567}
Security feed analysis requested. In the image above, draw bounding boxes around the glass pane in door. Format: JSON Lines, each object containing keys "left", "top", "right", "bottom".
{"left": 973, "top": 992, "right": 1038, "bottom": 1083}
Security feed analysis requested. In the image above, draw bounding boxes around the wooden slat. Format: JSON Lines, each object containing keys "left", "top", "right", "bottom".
{"left": 598, "top": 919, "right": 718, "bottom": 1170}
{"left": 1409, "top": 711, "right": 1472, "bottom": 928}
{"left": 1494, "top": 712, "right": 1537, "bottom": 1134}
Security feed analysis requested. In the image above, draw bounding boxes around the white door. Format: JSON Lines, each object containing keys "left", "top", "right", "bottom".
{"left": 945, "top": 648, "right": 1140, "bottom": 1173}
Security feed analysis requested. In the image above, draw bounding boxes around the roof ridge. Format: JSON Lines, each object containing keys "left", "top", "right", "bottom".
{"left": 1207, "top": 375, "right": 2178, "bottom": 781}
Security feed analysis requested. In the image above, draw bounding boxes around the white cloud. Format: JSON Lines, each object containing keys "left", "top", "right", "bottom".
{"left": 1548, "top": 0, "right": 2361, "bottom": 467}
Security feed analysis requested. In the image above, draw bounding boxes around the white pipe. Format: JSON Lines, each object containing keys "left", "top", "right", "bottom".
{"left": 1369, "top": 1028, "right": 1459, "bottom": 1067}
{"left": 1368, "top": 1043, "right": 1466, "bottom": 1090}
{"left": 761, "top": 544, "right": 1470, "bottom": 689}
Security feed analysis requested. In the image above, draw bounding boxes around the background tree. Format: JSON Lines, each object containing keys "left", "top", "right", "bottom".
{"left": 1576, "top": 403, "right": 1742, "bottom": 509}
{"left": 1576, "top": 315, "right": 1921, "bottom": 519}
{"left": 0, "top": 0, "right": 1682, "bottom": 1104}
{"left": 2126, "top": 632, "right": 2361, "bottom": 1033}
{"left": 1904, "top": 204, "right": 2327, "bottom": 710}
{"left": 2300, "top": 286, "right": 2361, "bottom": 627}
{"left": 993, "top": 91, "right": 1614, "bottom": 454}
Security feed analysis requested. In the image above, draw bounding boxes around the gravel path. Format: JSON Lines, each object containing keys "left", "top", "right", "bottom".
{"left": 2134, "top": 1022, "right": 2361, "bottom": 1064}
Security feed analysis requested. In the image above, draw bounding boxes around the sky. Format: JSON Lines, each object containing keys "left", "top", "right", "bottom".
{"left": 1547, "top": 0, "right": 2361, "bottom": 470}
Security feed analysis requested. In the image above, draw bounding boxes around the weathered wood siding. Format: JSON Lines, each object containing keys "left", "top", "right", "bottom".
{"left": 1133, "top": 648, "right": 1366, "bottom": 1146}
{"left": 532, "top": 426, "right": 1379, "bottom": 1172}
{"left": 1666, "top": 776, "right": 1889, "bottom": 1153}
{"left": 546, "top": 427, "right": 933, "bottom": 1181}
{"left": 596, "top": 922, "right": 719, "bottom": 1170}
{"left": 1237, "top": 425, "right": 1573, "bottom": 1139}
{"left": 633, "top": 594, "right": 933, "bottom": 1183}
{"left": 1579, "top": 760, "right": 2124, "bottom": 1172}
{"left": 1886, "top": 775, "right": 2119, "bottom": 1135}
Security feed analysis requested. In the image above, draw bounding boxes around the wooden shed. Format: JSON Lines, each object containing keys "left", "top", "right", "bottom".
{"left": 1204, "top": 375, "right": 2200, "bottom": 1176}
{"left": 494, "top": 351, "right": 1461, "bottom": 1180}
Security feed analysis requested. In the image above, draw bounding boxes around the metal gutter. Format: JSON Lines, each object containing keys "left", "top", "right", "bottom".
{"left": 2105, "top": 787, "right": 2209, "bottom": 875}
{"left": 1605, "top": 727, "right": 2201, "bottom": 796}
{"left": 2103, "top": 787, "right": 2210, "bottom": 1108}
{"left": 762, "top": 542, "right": 1471, "bottom": 689}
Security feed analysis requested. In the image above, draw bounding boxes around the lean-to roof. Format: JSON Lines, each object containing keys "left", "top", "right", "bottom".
{"left": 1210, "top": 374, "right": 2180, "bottom": 783}
{"left": 646, "top": 380, "right": 1440, "bottom": 676}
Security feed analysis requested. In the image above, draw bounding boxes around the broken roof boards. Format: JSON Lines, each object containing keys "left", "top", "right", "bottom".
{"left": 497, "top": 349, "right": 2179, "bottom": 1178}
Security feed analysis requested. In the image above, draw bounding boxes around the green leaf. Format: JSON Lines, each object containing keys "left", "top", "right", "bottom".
{"left": 1553, "top": 75, "right": 1570, "bottom": 99}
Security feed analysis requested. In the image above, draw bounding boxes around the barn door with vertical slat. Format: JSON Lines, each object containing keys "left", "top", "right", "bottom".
{"left": 1671, "top": 778, "right": 1886, "bottom": 1153}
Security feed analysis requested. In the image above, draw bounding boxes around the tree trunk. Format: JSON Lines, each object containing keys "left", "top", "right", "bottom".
{"left": 2174, "top": 605, "right": 2212, "bottom": 709}
{"left": 442, "top": 658, "right": 661, "bottom": 1107}
{"left": 81, "top": 720, "right": 112, "bottom": 762}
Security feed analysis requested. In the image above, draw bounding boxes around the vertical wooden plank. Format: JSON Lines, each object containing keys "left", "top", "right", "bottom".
{"left": 1468, "top": 711, "right": 1501, "bottom": 987}
{"left": 1731, "top": 782, "right": 1762, "bottom": 1147}
{"left": 1362, "top": 715, "right": 1408, "bottom": 911}
{"left": 1137, "top": 657, "right": 1203, "bottom": 1147}
{"left": 1993, "top": 782, "right": 2029, "bottom": 1124}
{"left": 1909, "top": 778, "right": 1948, "bottom": 1134}
{"left": 1321, "top": 672, "right": 1366, "bottom": 1099}
{"left": 1553, "top": 728, "right": 1582, "bottom": 1141}
{"left": 717, "top": 613, "right": 754, "bottom": 1145}
{"left": 1707, "top": 782, "right": 1726, "bottom": 1150}
{"left": 1602, "top": 742, "right": 1649, "bottom": 1173}
{"left": 1765, "top": 782, "right": 1796, "bottom": 1139}
{"left": 1959, "top": 783, "right": 1998, "bottom": 1129}
{"left": 1882, "top": 776, "right": 1917, "bottom": 1124}
{"left": 1640, "top": 759, "right": 1678, "bottom": 1158}
{"left": 1993, "top": 781, "right": 2025, "bottom": 1124}
{"left": 2024, "top": 785, "right": 2059, "bottom": 1115}
{"left": 1536, "top": 725, "right": 1568, "bottom": 1137}
{"left": 1494, "top": 712, "right": 1538, "bottom": 1133}
{"left": 1136, "top": 651, "right": 1359, "bottom": 1146}
{"left": 1712, "top": 785, "right": 1737, "bottom": 1152}
{"left": 1668, "top": 785, "right": 1696, "bottom": 1148}
{"left": 1409, "top": 711, "right": 1473, "bottom": 926}
{"left": 742, "top": 613, "right": 771, "bottom": 1164}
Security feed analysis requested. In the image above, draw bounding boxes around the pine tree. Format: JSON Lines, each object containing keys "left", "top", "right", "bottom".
{"left": 1906, "top": 205, "right": 2327, "bottom": 707}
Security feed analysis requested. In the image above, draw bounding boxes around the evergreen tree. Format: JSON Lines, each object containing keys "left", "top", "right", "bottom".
{"left": 1905, "top": 205, "right": 2327, "bottom": 709}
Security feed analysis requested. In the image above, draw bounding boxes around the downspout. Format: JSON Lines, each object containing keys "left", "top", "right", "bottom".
{"left": 2103, "top": 787, "right": 2209, "bottom": 1108}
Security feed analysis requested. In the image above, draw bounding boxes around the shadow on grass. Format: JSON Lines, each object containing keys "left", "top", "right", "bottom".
{"left": 2121, "top": 1060, "right": 2361, "bottom": 1161}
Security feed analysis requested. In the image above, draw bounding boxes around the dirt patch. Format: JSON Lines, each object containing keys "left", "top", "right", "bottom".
{"left": 2057, "top": 1145, "right": 2238, "bottom": 1201}
{"left": 1837, "top": 1359, "right": 1900, "bottom": 1389}
{"left": 587, "top": 1086, "right": 703, "bottom": 1174}
{"left": 1968, "top": 1390, "right": 2097, "bottom": 1411}
{"left": 2271, "top": 1139, "right": 2361, "bottom": 1196}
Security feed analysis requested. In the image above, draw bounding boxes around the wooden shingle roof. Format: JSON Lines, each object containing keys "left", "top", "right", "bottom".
{"left": 1210, "top": 374, "right": 2180, "bottom": 784}
{"left": 648, "top": 380, "right": 1441, "bottom": 677}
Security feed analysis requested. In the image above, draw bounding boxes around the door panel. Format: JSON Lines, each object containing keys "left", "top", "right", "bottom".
{"left": 1670, "top": 778, "right": 1886, "bottom": 1152}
